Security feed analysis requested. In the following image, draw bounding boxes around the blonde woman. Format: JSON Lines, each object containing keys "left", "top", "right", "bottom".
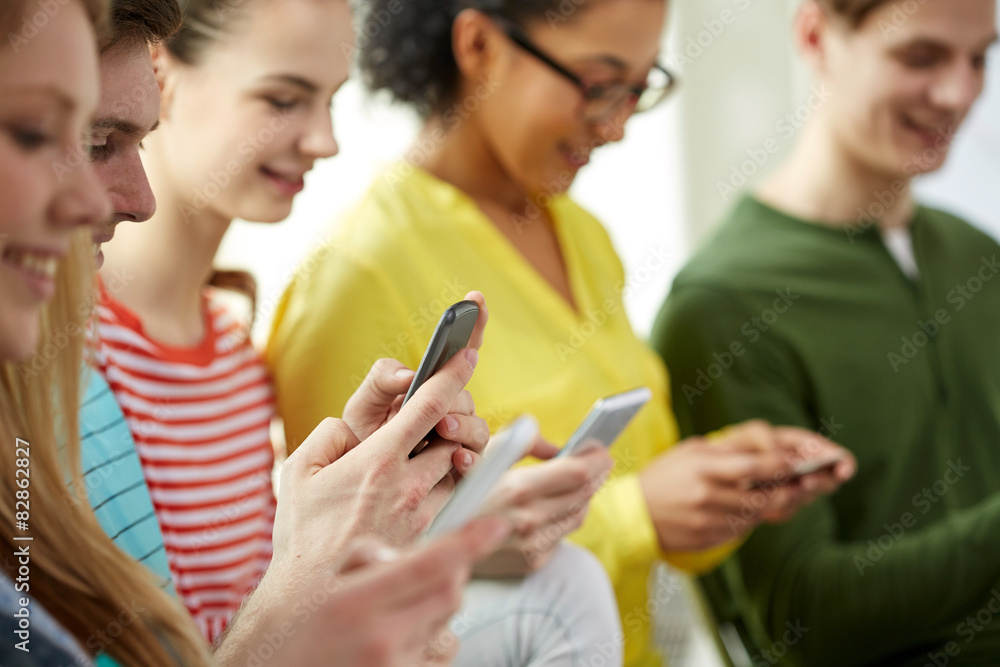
{"left": 0, "top": 0, "right": 210, "bottom": 663}
{"left": 0, "top": 1, "right": 506, "bottom": 665}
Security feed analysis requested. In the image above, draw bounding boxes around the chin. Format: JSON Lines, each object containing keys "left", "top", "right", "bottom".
{"left": 530, "top": 169, "right": 575, "bottom": 202}
{"left": 898, "top": 145, "right": 949, "bottom": 177}
{"left": 242, "top": 206, "right": 293, "bottom": 224}
{"left": 0, "top": 319, "right": 40, "bottom": 364}
{"left": 232, "top": 197, "right": 294, "bottom": 225}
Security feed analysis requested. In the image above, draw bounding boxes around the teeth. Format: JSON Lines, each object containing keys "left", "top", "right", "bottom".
{"left": 6, "top": 250, "right": 58, "bottom": 279}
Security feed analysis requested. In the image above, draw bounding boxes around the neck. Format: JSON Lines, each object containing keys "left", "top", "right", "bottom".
{"left": 413, "top": 115, "right": 530, "bottom": 215}
{"left": 757, "top": 113, "right": 915, "bottom": 232}
{"left": 100, "top": 139, "right": 232, "bottom": 344}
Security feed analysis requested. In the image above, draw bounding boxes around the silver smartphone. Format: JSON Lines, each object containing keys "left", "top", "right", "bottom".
{"left": 402, "top": 300, "right": 479, "bottom": 456}
{"left": 792, "top": 453, "right": 847, "bottom": 477}
{"left": 424, "top": 415, "right": 539, "bottom": 540}
{"left": 556, "top": 387, "right": 653, "bottom": 458}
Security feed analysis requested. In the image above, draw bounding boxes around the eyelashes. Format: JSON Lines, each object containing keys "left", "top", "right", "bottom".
{"left": 10, "top": 127, "right": 53, "bottom": 151}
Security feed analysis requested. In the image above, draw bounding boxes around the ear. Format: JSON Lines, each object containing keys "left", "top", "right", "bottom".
{"left": 794, "top": 0, "right": 831, "bottom": 75}
{"left": 452, "top": 9, "right": 503, "bottom": 82}
{"left": 150, "top": 43, "right": 175, "bottom": 120}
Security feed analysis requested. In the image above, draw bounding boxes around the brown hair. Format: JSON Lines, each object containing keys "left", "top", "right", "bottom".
{"left": 167, "top": 0, "right": 254, "bottom": 64}
{"left": 815, "top": 0, "right": 895, "bottom": 27}
{"left": 99, "top": 0, "right": 183, "bottom": 54}
{"left": 165, "top": 0, "right": 264, "bottom": 314}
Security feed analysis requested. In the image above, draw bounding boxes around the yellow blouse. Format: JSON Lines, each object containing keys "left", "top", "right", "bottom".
{"left": 267, "top": 163, "right": 734, "bottom": 667}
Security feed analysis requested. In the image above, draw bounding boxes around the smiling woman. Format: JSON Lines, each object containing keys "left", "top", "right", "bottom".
{"left": 0, "top": 0, "right": 108, "bottom": 361}
{"left": 95, "top": 0, "right": 352, "bottom": 642}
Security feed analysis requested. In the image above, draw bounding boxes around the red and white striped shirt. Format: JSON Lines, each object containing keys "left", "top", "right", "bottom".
{"left": 95, "top": 282, "right": 276, "bottom": 643}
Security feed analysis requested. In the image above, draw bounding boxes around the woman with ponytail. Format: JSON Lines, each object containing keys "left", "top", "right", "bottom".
{"left": 89, "top": 0, "right": 344, "bottom": 641}
{"left": 95, "top": 0, "right": 505, "bottom": 646}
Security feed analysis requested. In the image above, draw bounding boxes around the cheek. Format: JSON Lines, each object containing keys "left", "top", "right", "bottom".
{"left": 486, "top": 84, "right": 581, "bottom": 194}
{"left": 0, "top": 149, "right": 45, "bottom": 239}
{"left": 0, "top": 268, "right": 42, "bottom": 362}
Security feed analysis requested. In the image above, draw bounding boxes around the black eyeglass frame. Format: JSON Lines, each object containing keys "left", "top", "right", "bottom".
{"left": 492, "top": 16, "right": 677, "bottom": 122}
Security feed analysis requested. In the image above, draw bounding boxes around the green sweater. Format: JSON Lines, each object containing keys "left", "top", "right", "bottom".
{"left": 652, "top": 196, "right": 1000, "bottom": 666}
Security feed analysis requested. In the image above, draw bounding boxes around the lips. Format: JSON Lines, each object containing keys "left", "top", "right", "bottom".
{"left": 2, "top": 246, "right": 62, "bottom": 301}
{"left": 561, "top": 144, "right": 591, "bottom": 169}
{"left": 260, "top": 166, "right": 306, "bottom": 197}
{"left": 901, "top": 114, "right": 955, "bottom": 146}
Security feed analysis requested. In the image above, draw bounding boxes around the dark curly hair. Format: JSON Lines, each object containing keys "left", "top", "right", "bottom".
{"left": 356, "top": 0, "right": 586, "bottom": 117}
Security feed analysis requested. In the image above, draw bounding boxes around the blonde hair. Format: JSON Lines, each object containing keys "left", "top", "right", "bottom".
{"left": 1, "top": 233, "right": 212, "bottom": 666}
{"left": 0, "top": 4, "right": 211, "bottom": 663}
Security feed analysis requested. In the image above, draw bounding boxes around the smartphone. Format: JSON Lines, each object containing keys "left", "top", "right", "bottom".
{"left": 402, "top": 300, "right": 479, "bottom": 456}
{"left": 750, "top": 453, "right": 847, "bottom": 490}
{"left": 424, "top": 415, "right": 539, "bottom": 540}
{"left": 792, "top": 453, "right": 847, "bottom": 477}
{"left": 556, "top": 387, "right": 653, "bottom": 458}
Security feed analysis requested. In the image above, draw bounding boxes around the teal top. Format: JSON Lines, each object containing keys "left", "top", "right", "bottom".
{"left": 80, "top": 367, "right": 174, "bottom": 594}
{"left": 652, "top": 196, "right": 1000, "bottom": 666}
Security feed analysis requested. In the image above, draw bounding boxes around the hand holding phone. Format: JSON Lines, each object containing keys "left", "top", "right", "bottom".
{"left": 749, "top": 452, "right": 849, "bottom": 490}
{"left": 424, "top": 415, "right": 539, "bottom": 540}
{"left": 791, "top": 452, "right": 848, "bottom": 478}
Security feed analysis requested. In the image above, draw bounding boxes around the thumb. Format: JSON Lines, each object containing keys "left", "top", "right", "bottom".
{"left": 374, "top": 348, "right": 478, "bottom": 457}
{"left": 528, "top": 437, "right": 560, "bottom": 460}
{"left": 289, "top": 417, "right": 362, "bottom": 475}
{"left": 356, "top": 358, "right": 416, "bottom": 407}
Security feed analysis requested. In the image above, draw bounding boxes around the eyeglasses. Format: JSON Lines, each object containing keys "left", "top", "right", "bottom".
{"left": 493, "top": 17, "right": 677, "bottom": 123}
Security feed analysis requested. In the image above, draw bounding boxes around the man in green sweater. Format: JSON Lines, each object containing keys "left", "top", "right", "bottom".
{"left": 653, "top": 0, "right": 1000, "bottom": 665}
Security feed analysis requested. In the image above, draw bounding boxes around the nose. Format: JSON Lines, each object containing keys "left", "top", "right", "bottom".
{"left": 52, "top": 160, "right": 112, "bottom": 231}
{"left": 112, "top": 153, "right": 157, "bottom": 223}
{"left": 299, "top": 105, "right": 339, "bottom": 160}
{"left": 928, "top": 57, "right": 984, "bottom": 115}
{"left": 591, "top": 99, "right": 634, "bottom": 145}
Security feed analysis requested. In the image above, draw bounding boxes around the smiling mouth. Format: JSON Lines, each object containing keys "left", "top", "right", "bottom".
{"left": 901, "top": 114, "right": 956, "bottom": 145}
{"left": 2, "top": 247, "right": 59, "bottom": 279}
{"left": 561, "top": 145, "right": 591, "bottom": 168}
{"left": 261, "top": 167, "right": 304, "bottom": 183}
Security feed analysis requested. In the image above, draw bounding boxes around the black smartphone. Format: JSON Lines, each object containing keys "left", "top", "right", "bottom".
{"left": 402, "top": 300, "right": 480, "bottom": 455}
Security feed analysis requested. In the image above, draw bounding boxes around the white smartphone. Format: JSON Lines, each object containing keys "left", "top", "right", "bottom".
{"left": 556, "top": 387, "right": 653, "bottom": 458}
{"left": 423, "top": 415, "right": 539, "bottom": 540}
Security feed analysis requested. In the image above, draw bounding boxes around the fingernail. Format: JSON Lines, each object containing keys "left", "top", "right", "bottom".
{"left": 372, "top": 547, "right": 399, "bottom": 563}
{"left": 459, "top": 450, "right": 473, "bottom": 468}
{"left": 446, "top": 416, "right": 459, "bottom": 434}
{"left": 395, "top": 368, "right": 413, "bottom": 379}
{"left": 464, "top": 348, "right": 479, "bottom": 369}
